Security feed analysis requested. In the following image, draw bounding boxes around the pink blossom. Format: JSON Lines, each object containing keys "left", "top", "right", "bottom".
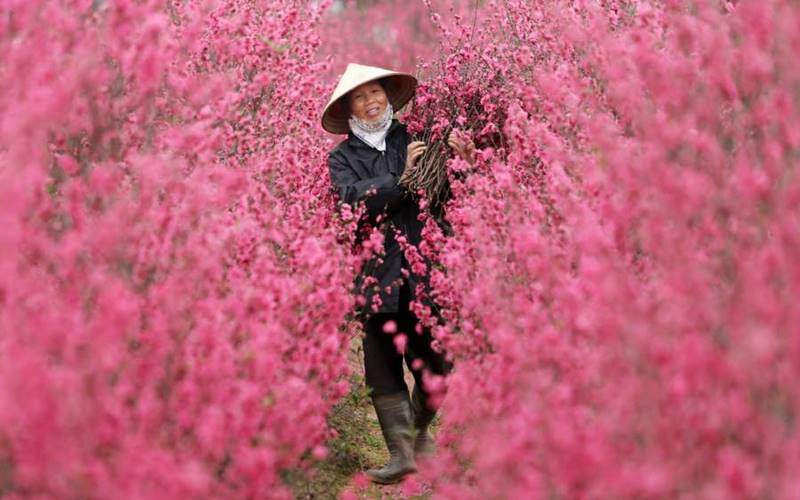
{"left": 393, "top": 333, "right": 408, "bottom": 355}
{"left": 2, "top": 0, "right": 799, "bottom": 497}
{"left": 382, "top": 320, "right": 398, "bottom": 334}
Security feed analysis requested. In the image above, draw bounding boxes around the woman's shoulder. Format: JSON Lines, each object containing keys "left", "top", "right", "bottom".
{"left": 387, "top": 119, "right": 409, "bottom": 143}
{"left": 328, "top": 135, "right": 352, "bottom": 160}
{"left": 390, "top": 118, "right": 408, "bottom": 133}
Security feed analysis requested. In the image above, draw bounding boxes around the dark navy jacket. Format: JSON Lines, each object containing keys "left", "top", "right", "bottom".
{"left": 328, "top": 119, "right": 446, "bottom": 320}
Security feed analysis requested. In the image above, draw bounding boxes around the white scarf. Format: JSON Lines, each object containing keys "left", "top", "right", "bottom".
{"left": 348, "top": 103, "right": 394, "bottom": 152}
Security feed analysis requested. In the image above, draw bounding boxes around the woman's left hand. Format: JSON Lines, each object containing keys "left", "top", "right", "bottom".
{"left": 447, "top": 129, "right": 476, "bottom": 165}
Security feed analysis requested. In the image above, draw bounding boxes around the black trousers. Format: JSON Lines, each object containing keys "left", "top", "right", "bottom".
{"left": 362, "top": 280, "right": 452, "bottom": 397}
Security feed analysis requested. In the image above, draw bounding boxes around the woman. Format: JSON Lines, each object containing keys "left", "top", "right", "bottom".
{"left": 321, "top": 63, "right": 474, "bottom": 484}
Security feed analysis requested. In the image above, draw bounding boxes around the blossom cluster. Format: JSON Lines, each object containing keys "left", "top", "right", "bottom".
{"left": 0, "top": 0, "right": 354, "bottom": 497}
{"left": 2, "top": 0, "right": 799, "bottom": 498}
{"left": 405, "top": 0, "right": 800, "bottom": 497}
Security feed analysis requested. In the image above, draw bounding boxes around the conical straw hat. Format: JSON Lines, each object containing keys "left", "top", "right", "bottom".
{"left": 321, "top": 63, "right": 417, "bottom": 135}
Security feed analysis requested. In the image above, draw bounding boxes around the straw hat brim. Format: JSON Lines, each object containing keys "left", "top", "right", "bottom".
{"left": 322, "top": 63, "right": 417, "bottom": 135}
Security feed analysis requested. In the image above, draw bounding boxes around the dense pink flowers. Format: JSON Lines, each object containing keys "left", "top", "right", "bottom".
{"left": 1, "top": 0, "right": 352, "bottom": 497}
{"left": 409, "top": 0, "right": 800, "bottom": 498}
{"left": 1, "top": 0, "right": 799, "bottom": 497}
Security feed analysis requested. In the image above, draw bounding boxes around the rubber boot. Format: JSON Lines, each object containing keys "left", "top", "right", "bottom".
{"left": 366, "top": 392, "right": 417, "bottom": 484}
{"left": 410, "top": 384, "right": 437, "bottom": 457}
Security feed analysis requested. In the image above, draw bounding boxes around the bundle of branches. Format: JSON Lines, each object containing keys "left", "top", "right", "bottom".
{"left": 402, "top": 49, "right": 508, "bottom": 208}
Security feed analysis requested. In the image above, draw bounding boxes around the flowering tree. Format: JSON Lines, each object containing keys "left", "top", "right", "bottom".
{"left": 0, "top": 0, "right": 356, "bottom": 497}
{"left": 2, "top": 0, "right": 799, "bottom": 497}
{"left": 397, "top": 0, "right": 800, "bottom": 497}
{"left": 318, "top": 0, "right": 440, "bottom": 74}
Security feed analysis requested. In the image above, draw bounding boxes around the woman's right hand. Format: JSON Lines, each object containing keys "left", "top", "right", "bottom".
{"left": 401, "top": 141, "right": 426, "bottom": 185}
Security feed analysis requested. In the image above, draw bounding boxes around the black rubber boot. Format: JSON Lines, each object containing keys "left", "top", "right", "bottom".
{"left": 366, "top": 392, "right": 418, "bottom": 484}
{"left": 410, "top": 384, "right": 437, "bottom": 457}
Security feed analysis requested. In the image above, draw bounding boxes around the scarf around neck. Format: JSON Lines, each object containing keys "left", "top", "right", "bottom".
{"left": 348, "top": 103, "right": 394, "bottom": 152}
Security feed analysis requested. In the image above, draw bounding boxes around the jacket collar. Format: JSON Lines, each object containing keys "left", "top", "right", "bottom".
{"left": 347, "top": 119, "right": 403, "bottom": 149}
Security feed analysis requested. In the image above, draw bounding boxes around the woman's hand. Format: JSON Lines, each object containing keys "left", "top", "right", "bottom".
{"left": 400, "top": 141, "right": 426, "bottom": 186}
{"left": 447, "top": 129, "right": 476, "bottom": 165}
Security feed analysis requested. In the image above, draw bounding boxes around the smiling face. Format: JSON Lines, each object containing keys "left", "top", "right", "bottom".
{"left": 347, "top": 80, "right": 389, "bottom": 123}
